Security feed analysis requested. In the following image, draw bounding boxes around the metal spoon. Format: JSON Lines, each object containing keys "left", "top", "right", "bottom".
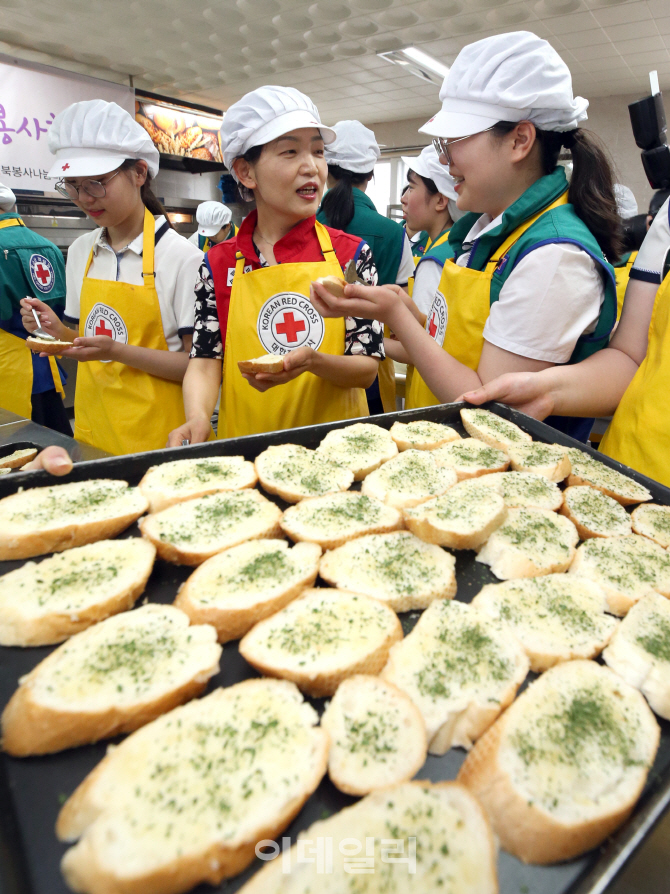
{"left": 30, "top": 306, "right": 56, "bottom": 341}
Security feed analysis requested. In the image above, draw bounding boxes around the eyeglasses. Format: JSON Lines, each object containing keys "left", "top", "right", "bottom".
{"left": 54, "top": 168, "right": 122, "bottom": 202}
{"left": 432, "top": 126, "right": 495, "bottom": 166}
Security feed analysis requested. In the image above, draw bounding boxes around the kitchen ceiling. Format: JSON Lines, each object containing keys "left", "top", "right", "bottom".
{"left": 1, "top": 0, "right": 668, "bottom": 126}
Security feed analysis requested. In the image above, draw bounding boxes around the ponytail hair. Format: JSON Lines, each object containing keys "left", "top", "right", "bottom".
{"left": 492, "top": 123, "right": 623, "bottom": 262}
{"left": 120, "top": 159, "right": 174, "bottom": 228}
{"left": 320, "top": 164, "right": 373, "bottom": 230}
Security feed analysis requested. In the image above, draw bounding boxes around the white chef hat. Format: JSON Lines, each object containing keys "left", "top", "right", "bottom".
{"left": 220, "top": 86, "right": 336, "bottom": 181}
{"left": 47, "top": 100, "right": 160, "bottom": 179}
{"left": 196, "top": 201, "right": 233, "bottom": 237}
{"left": 420, "top": 31, "right": 588, "bottom": 139}
{"left": 402, "top": 145, "right": 458, "bottom": 201}
{"left": 325, "top": 120, "right": 380, "bottom": 174}
{"left": 614, "top": 184, "right": 638, "bottom": 220}
{"left": 0, "top": 181, "right": 16, "bottom": 211}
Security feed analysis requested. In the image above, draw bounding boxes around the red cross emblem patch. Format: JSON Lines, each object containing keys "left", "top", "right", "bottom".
{"left": 29, "top": 254, "right": 55, "bottom": 294}
{"left": 425, "top": 291, "right": 447, "bottom": 346}
{"left": 84, "top": 302, "right": 128, "bottom": 353}
{"left": 257, "top": 292, "right": 325, "bottom": 355}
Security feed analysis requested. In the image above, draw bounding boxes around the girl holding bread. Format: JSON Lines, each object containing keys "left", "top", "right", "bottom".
{"left": 21, "top": 100, "right": 203, "bottom": 456}
{"left": 311, "top": 32, "right": 619, "bottom": 442}
{"left": 169, "top": 86, "right": 383, "bottom": 444}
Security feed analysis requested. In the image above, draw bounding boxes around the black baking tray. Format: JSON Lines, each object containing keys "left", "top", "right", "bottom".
{"left": 1, "top": 401, "right": 669, "bottom": 894}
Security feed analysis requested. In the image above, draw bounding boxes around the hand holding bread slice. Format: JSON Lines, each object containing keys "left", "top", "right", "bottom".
{"left": 237, "top": 354, "right": 285, "bottom": 375}
{"left": 26, "top": 335, "right": 75, "bottom": 356}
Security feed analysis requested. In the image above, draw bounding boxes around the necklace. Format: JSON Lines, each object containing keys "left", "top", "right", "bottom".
{"left": 255, "top": 229, "right": 278, "bottom": 247}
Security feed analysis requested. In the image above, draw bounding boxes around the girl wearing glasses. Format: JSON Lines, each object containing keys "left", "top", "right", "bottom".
{"left": 312, "top": 31, "right": 619, "bottom": 442}
{"left": 21, "top": 100, "right": 202, "bottom": 455}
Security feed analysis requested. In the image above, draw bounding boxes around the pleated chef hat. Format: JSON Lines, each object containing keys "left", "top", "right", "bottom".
{"left": 402, "top": 145, "right": 458, "bottom": 201}
{"left": 220, "top": 86, "right": 336, "bottom": 181}
{"left": 325, "top": 120, "right": 380, "bottom": 173}
{"left": 0, "top": 181, "right": 16, "bottom": 211}
{"left": 47, "top": 100, "right": 160, "bottom": 179}
{"left": 196, "top": 201, "right": 232, "bottom": 237}
{"left": 420, "top": 31, "right": 588, "bottom": 139}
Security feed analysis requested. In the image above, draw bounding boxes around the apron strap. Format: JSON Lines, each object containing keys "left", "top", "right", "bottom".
{"left": 235, "top": 250, "right": 246, "bottom": 276}
{"left": 141, "top": 207, "right": 156, "bottom": 288}
{"left": 314, "top": 219, "right": 337, "bottom": 263}
{"left": 0, "top": 218, "right": 25, "bottom": 230}
{"left": 485, "top": 191, "right": 569, "bottom": 274}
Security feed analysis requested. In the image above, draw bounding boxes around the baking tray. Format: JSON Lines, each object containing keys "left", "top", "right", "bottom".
{"left": 1, "top": 401, "right": 669, "bottom": 894}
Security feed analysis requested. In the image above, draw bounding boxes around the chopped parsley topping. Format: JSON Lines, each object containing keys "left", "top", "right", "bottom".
{"left": 636, "top": 613, "right": 670, "bottom": 663}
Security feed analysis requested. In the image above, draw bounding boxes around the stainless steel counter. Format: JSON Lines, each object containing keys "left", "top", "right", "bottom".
{"left": 0, "top": 408, "right": 108, "bottom": 461}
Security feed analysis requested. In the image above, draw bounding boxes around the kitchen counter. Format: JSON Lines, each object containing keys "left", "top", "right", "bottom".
{"left": 0, "top": 409, "right": 108, "bottom": 461}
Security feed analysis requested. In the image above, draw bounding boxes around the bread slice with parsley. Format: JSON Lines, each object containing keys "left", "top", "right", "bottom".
{"left": 139, "top": 488, "right": 283, "bottom": 566}
{"left": 174, "top": 539, "right": 321, "bottom": 642}
{"left": 631, "top": 504, "right": 670, "bottom": 548}
{"left": 403, "top": 480, "right": 506, "bottom": 550}
{"left": 464, "top": 471, "right": 564, "bottom": 512}
{"left": 320, "top": 675, "right": 427, "bottom": 795}
{"left": 382, "top": 599, "right": 529, "bottom": 754}
{"left": 319, "top": 531, "right": 456, "bottom": 613}
{"left": 361, "top": 449, "right": 457, "bottom": 509}
{"left": 460, "top": 407, "right": 532, "bottom": 452}
{"left": 389, "top": 420, "right": 461, "bottom": 452}
{"left": 560, "top": 485, "right": 632, "bottom": 539}
{"left": 507, "top": 442, "right": 571, "bottom": 482}
{"left": 0, "top": 538, "right": 156, "bottom": 647}
{"left": 0, "top": 479, "right": 149, "bottom": 561}
{"left": 0, "top": 447, "right": 38, "bottom": 470}
{"left": 237, "top": 354, "right": 285, "bottom": 374}
{"left": 458, "top": 660, "right": 660, "bottom": 864}
{"left": 56, "top": 679, "right": 329, "bottom": 894}
{"left": 1, "top": 604, "right": 221, "bottom": 756}
{"left": 239, "top": 781, "right": 498, "bottom": 894}
{"left": 254, "top": 443, "right": 353, "bottom": 503}
{"left": 431, "top": 437, "right": 510, "bottom": 480}
{"left": 567, "top": 448, "right": 652, "bottom": 506}
{"left": 602, "top": 592, "right": 670, "bottom": 719}
{"left": 476, "top": 508, "right": 579, "bottom": 580}
{"left": 473, "top": 575, "right": 618, "bottom": 673}
{"left": 239, "top": 588, "right": 403, "bottom": 698}
{"left": 569, "top": 534, "right": 670, "bottom": 616}
{"left": 139, "top": 456, "right": 257, "bottom": 513}
{"left": 280, "top": 491, "right": 403, "bottom": 550}
{"left": 315, "top": 422, "right": 398, "bottom": 481}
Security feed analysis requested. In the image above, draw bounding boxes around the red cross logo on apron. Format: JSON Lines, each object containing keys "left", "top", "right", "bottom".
{"left": 95, "top": 319, "right": 113, "bottom": 338}
{"left": 275, "top": 311, "right": 307, "bottom": 343}
{"left": 428, "top": 312, "right": 438, "bottom": 338}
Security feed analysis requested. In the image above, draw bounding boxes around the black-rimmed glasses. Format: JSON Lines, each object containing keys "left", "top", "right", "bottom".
{"left": 432, "top": 126, "right": 495, "bottom": 166}
{"left": 54, "top": 168, "right": 122, "bottom": 202}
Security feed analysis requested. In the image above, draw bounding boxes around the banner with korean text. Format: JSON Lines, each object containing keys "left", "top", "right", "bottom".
{"left": 0, "top": 56, "right": 133, "bottom": 193}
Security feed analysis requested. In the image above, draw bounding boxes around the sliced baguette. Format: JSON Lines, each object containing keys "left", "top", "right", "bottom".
{"left": 57, "top": 680, "right": 329, "bottom": 894}
{"left": 460, "top": 407, "right": 532, "bottom": 452}
{"left": 0, "top": 447, "right": 38, "bottom": 470}
{"left": 381, "top": 599, "right": 529, "bottom": 754}
{"left": 280, "top": 491, "right": 403, "bottom": 550}
{"left": 239, "top": 588, "right": 403, "bottom": 697}
{"left": 237, "top": 354, "right": 285, "bottom": 375}
{"left": 472, "top": 575, "right": 618, "bottom": 672}
{"left": 26, "top": 335, "right": 74, "bottom": 356}
{"left": 320, "top": 675, "right": 428, "bottom": 795}
{"left": 402, "top": 480, "right": 506, "bottom": 550}
{"left": 139, "top": 456, "right": 257, "bottom": 513}
{"left": 631, "top": 503, "right": 670, "bottom": 548}
{"left": 507, "top": 442, "right": 571, "bottom": 481}
{"left": 254, "top": 443, "right": 353, "bottom": 503}
{"left": 560, "top": 485, "right": 632, "bottom": 539}
{"left": 0, "top": 468, "right": 10, "bottom": 476}
{"left": 174, "top": 539, "right": 321, "bottom": 642}
{"left": 463, "top": 470, "right": 564, "bottom": 511}
{"left": 389, "top": 419, "right": 461, "bottom": 452}
{"left": 602, "top": 592, "right": 670, "bottom": 719}
{"left": 458, "top": 660, "right": 660, "bottom": 864}
{"left": 569, "top": 534, "right": 670, "bottom": 616}
{"left": 139, "top": 488, "right": 283, "bottom": 566}
{"left": 316, "top": 422, "right": 398, "bottom": 480}
{"left": 476, "top": 508, "right": 579, "bottom": 579}
{"left": 0, "top": 479, "right": 148, "bottom": 561}
{"left": 0, "top": 538, "right": 156, "bottom": 647}
{"left": 361, "top": 449, "right": 457, "bottom": 509}
{"left": 319, "top": 530, "right": 456, "bottom": 612}
{"left": 238, "top": 781, "right": 498, "bottom": 894}
{"left": 567, "top": 448, "right": 652, "bottom": 506}
{"left": 1, "top": 604, "right": 221, "bottom": 756}
{"left": 431, "top": 437, "right": 510, "bottom": 480}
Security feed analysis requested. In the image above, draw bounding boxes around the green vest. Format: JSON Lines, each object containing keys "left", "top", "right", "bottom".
{"left": 412, "top": 231, "right": 429, "bottom": 259}
{"left": 448, "top": 167, "right": 617, "bottom": 365}
{"left": 317, "top": 189, "right": 405, "bottom": 286}
{"left": 415, "top": 229, "right": 454, "bottom": 272}
{"left": 0, "top": 213, "right": 65, "bottom": 321}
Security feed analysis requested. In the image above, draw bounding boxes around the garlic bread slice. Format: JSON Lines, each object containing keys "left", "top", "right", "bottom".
{"left": 476, "top": 508, "right": 579, "bottom": 579}
{"left": 316, "top": 422, "right": 398, "bottom": 480}
{"left": 361, "top": 449, "right": 457, "bottom": 509}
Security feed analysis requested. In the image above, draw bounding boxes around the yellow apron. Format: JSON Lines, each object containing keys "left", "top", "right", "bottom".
{"left": 220, "top": 220, "right": 368, "bottom": 438}
{"left": 600, "top": 267, "right": 670, "bottom": 485}
{"left": 74, "top": 208, "right": 186, "bottom": 455}
{"left": 377, "top": 328, "right": 396, "bottom": 415}
{"left": 614, "top": 251, "right": 638, "bottom": 322}
{"left": 407, "top": 195, "right": 568, "bottom": 409}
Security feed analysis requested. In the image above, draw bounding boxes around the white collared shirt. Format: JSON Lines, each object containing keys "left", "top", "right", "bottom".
{"left": 65, "top": 214, "right": 203, "bottom": 351}
{"left": 632, "top": 197, "right": 670, "bottom": 283}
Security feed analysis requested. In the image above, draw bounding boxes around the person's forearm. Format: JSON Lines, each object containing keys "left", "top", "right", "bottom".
{"left": 111, "top": 343, "right": 190, "bottom": 382}
{"left": 310, "top": 353, "right": 378, "bottom": 389}
{"left": 182, "top": 357, "right": 222, "bottom": 421}
{"left": 535, "top": 348, "right": 639, "bottom": 418}
{"left": 384, "top": 337, "right": 410, "bottom": 364}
